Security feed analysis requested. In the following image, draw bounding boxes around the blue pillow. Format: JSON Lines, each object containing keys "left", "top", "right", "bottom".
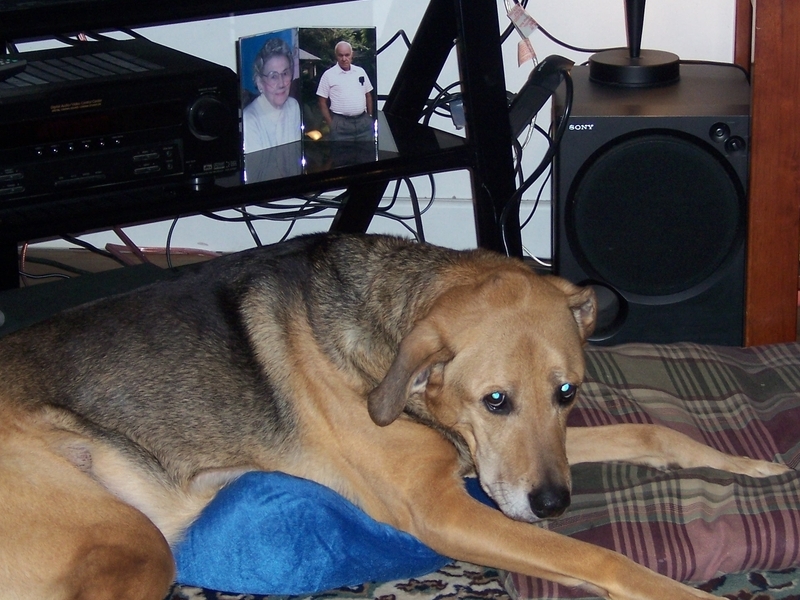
{"left": 173, "top": 471, "right": 452, "bottom": 595}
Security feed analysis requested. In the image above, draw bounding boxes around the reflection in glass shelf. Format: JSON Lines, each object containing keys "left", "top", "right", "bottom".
{"left": 238, "top": 110, "right": 467, "bottom": 189}
{"left": 244, "top": 111, "right": 391, "bottom": 184}
{"left": 244, "top": 139, "right": 382, "bottom": 184}
{"left": 244, "top": 141, "right": 303, "bottom": 183}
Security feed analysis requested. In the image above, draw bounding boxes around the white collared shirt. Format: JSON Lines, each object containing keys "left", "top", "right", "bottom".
{"left": 316, "top": 64, "right": 373, "bottom": 117}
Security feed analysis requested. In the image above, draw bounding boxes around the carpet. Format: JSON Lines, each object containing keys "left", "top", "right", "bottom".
{"left": 166, "top": 563, "right": 800, "bottom": 600}
{"left": 167, "top": 562, "right": 509, "bottom": 600}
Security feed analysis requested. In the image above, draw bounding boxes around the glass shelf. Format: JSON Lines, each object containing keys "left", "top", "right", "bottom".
{"left": 0, "top": 112, "right": 469, "bottom": 243}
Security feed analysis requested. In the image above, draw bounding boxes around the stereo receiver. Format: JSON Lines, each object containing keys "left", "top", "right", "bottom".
{"left": 0, "top": 38, "right": 241, "bottom": 203}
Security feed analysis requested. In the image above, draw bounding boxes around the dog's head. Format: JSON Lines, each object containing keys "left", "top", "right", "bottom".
{"left": 368, "top": 265, "right": 596, "bottom": 523}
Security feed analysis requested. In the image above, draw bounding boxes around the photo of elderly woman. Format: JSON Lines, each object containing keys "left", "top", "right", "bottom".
{"left": 238, "top": 30, "right": 302, "bottom": 153}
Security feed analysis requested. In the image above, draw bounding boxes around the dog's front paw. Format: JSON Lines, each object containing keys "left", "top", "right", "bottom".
{"left": 723, "top": 456, "right": 793, "bottom": 478}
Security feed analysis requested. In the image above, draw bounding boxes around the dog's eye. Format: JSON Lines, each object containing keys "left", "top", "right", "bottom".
{"left": 482, "top": 391, "right": 512, "bottom": 414}
{"left": 557, "top": 383, "right": 578, "bottom": 406}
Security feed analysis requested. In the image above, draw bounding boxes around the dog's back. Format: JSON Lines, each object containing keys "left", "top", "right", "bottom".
{"left": 0, "top": 233, "right": 501, "bottom": 485}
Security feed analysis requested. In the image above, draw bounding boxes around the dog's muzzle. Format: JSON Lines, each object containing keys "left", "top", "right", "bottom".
{"left": 528, "top": 483, "right": 571, "bottom": 519}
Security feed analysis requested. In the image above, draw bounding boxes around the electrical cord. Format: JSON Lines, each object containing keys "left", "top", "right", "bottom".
{"left": 421, "top": 81, "right": 461, "bottom": 126}
{"left": 60, "top": 234, "right": 129, "bottom": 266}
{"left": 377, "top": 30, "right": 412, "bottom": 54}
{"left": 535, "top": 24, "right": 609, "bottom": 54}
{"left": 519, "top": 124, "right": 554, "bottom": 231}
{"left": 18, "top": 270, "right": 71, "bottom": 281}
{"left": 22, "top": 256, "right": 92, "bottom": 276}
{"left": 165, "top": 216, "right": 180, "bottom": 269}
{"left": 499, "top": 68, "right": 573, "bottom": 256}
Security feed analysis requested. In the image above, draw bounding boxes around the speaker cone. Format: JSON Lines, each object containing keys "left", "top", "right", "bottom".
{"left": 565, "top": 131, "right": 744, "bottom": 299}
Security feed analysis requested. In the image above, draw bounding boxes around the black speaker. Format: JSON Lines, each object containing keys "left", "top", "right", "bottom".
{"left": 553, "top": 65, "right": 750, "bottom": 345}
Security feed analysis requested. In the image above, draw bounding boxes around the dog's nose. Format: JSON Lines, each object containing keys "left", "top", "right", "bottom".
{"left": 528, "top": 484, "right": 571, "bottom": 519}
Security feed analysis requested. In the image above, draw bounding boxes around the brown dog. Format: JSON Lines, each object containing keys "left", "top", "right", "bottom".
{"left": 0, "top": 233, "right": 787, "bottom": 600}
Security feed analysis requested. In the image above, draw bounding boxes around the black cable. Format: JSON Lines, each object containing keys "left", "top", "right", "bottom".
{"left": 520, "top": 168, "right": 551, "bottom": 229}
{"left": 500, "top": 68, "right": 573, "bottom": 256}
{"left": 278, "top": 198, "right": 316, "bottom": 243}
{"left": 377, "top": 30, "right": 412, "bottom": 54}
{"left": 512, "top": 138, "right": 525, "bottom": 187}
{"left": 535, "top": 24, "right": 609, "bottom": 54}
{"left": 60, "top": 234, "right": 128, "bottom": 266}
{"left": 237, "top": 207, "right": 263, "bottom": 247}
{"left": 165, "top": 216, "right": 180, "bottom": 270}
{"left": 23, "top": 256, "right": 93, "bottom": 276}
{"left": 379, "top": 179, "right": 403, "bottom": 214}
{"left": 422, "top": 82, "right": 461, "bottom": 126}
{"left": 375, "top": 177, "right": 435, "bottom": 220}
{"left": 202, "top": 204, "right": 329, "bottom": 222}
{"left": 19, "top": 270, "right": 71, "bottom": 281}
{"left": 406, "top": 178, "right": 425, "bottom": 242}
{"left": 516, "top": 123, "right": 553, "bottom": 230}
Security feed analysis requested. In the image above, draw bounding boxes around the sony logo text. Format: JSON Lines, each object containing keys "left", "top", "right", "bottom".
{"left": 568, "top": 123, "right": 595, "bottom": 131}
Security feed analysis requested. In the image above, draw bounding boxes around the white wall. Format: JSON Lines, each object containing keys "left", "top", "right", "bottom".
{"left": 33, "top": 0, "right": 737, "bottom": 258}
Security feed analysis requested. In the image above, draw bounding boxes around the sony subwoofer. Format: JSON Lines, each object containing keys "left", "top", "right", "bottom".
{"left": 553, "top": 64, "right": 749, "bottom": 345}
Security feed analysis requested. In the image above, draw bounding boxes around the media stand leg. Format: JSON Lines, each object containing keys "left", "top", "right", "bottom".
{"left": 330, "top": 182, "right": 388, "bottom": 234}
{"left": 455, "top": 0, "right": 521, "bottom": 256}
{"left": 386, "top": 0, "right": 521, "bottom": 256}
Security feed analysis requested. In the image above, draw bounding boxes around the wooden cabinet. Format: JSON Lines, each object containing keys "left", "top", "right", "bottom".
{"left": 736, "top": 0, "right": 800, "bottom": 345}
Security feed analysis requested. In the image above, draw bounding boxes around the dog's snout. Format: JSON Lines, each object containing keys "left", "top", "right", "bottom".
{"left": 528, "top": 484, "right": 571, "bottom": 519}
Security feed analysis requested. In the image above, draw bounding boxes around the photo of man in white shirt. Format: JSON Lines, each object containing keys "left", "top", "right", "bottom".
{"left": 316, "top": 41, "right": 375, "bottom": 142}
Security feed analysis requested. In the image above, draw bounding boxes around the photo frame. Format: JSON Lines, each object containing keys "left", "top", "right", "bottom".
{"left": 238, "top": 28, "right": 303, "bottom": 182}
{"left": 238, "top": 27, "right": 378, "bottom": 183}
{"left": 297, "top": 27, "right": 377, "bottom": 144}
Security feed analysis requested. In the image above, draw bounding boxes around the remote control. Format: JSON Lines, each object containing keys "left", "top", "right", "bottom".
{"left": 0, "top": 57, "right": 27, "bottom": 81}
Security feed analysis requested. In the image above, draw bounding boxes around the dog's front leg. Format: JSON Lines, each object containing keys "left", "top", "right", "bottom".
{"left": 566, "top": 424, "right": 791, "bottom": 476}
{"left": 344, "top": 420, "right": 720, "bottom": 599}
{"left": 408, "top": 484, "right": 719, "bottom": 600}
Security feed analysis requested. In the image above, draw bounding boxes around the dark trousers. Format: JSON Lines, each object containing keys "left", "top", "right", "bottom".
{"left": 329, "top": 112, "right": 375, "bottom": 142}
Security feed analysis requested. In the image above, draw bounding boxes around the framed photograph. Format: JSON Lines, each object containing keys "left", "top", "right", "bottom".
{"left": 238, "top": 28, "right": 304, "bottom": 182}
{"left": 298, "top": 28, "right": 377, "bottom": 146}
{"left": 238, "top": 27, "right": 378, "bottom": 183}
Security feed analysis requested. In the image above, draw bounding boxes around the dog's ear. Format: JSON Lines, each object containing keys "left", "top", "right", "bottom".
{"left": 567, "top": 285, "right": 597, "bottom": 340}
{"left": 368, "top": 321, "right": 454, "bottom": 426}
{"left": 544, "top": 276, "right": 597, "bottom": 341}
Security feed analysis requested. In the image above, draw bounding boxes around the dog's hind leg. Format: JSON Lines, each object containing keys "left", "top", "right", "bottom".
{"left": 566, "top": 424, "right": 791, "bottom": 476}
{"left": 0, "top": 414, "right": 174, "bottom": 600}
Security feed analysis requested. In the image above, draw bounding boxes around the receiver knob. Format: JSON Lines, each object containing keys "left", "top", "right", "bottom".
{"left": 188, "top": 95, "right": 232, "bottom": 141}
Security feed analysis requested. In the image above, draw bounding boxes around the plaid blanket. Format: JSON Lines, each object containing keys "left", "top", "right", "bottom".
{"left": 506, "top": 342, "right": 800, "bottom": 599}
{"left": 166, "top": 342, "right": 800, "bottom": 600}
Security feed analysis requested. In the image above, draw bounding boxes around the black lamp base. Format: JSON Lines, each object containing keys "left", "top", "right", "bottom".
{"left": 589, "top": 48, "right": 680, "bottom": 87}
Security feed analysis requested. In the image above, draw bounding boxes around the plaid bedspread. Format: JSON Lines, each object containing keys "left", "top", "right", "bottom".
{"left": 166, "top": 342, "right": 800, "bottom": 600}
{"left": 507, "top": 342, "right": 800, "bottom": 599}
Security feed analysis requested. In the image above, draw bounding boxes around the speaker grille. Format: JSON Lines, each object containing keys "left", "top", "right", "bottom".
{"left": 566, "top": 132, "right": 744, "bottom": 297}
